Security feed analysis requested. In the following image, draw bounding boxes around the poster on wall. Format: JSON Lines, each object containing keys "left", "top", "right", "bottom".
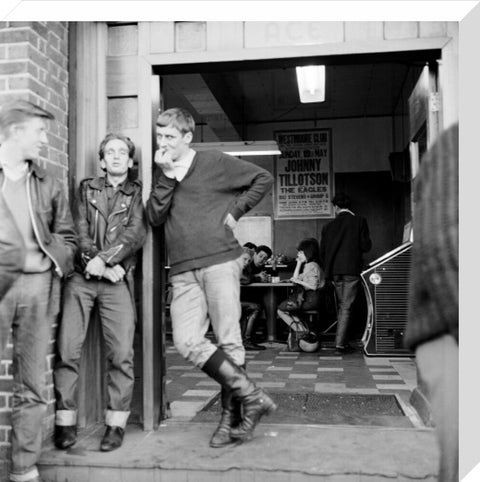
{"left": 274, "top": 128, "right": 334, "bottom": 219}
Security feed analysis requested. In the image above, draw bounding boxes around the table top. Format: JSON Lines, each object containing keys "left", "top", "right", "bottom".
{"left": 242, "top": 281, "right": 294, "bottom": 287}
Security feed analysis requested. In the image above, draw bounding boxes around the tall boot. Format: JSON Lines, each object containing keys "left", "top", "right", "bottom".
{"left": 243, "top": 311, "right": 266, "bottom": 351}
{"left": 202, "top": 350, "right": 276, "bottom": 443}
{"left": 209, "top": 386, "right": 241, "bottom": 448}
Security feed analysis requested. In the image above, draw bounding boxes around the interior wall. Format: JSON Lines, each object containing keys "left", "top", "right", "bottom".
{"left": 252, "top": 116, "right": 394, "bottom": 172}
{"left": 243, "top": 116, "right": 403, "bottom": 264}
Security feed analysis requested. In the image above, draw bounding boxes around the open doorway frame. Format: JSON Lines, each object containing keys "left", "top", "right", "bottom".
{"left": 71, "top": 21, "right": 455, "bottom": 431}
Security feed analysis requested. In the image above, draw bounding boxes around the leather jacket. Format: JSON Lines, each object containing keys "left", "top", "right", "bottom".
{"left": 0, "top": 190, "right": 25, "bottom": 299}
{"left": 75, "top": 176, "right": 147, "bottom": 276}
{"left": 0, "top": 162, "right": 77, "bottom": 297}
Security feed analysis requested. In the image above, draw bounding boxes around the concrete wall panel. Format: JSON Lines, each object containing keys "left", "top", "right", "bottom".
{"left": 244, "top": 22, "right": 344, "bottom": 48}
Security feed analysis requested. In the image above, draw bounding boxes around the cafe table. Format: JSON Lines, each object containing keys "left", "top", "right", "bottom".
{"left": 241, "top": 280, "right": 294, "bottom": 342}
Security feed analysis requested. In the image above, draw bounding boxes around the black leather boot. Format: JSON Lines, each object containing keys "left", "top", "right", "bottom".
{"left": 209, "top": 360, "right": 245, "bottom": 449}
{"left": 209, "top": 387, "right": 241, "bottom": 448}
{"left": 230, "top": 387, "right": 277, "bottom": 442}
{"left": 202, "top": 350, "right": 276, "bottom": 443}
{"left": 243, "top": 310, "right": 266, "bottom": 351}
{"left": 100, "top": 425, "right": 124, "bottom": 451}
{"left": 54, "top": 425, "right": 77, "bottom": 450}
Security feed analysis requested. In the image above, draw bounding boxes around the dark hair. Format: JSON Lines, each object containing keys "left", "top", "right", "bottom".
{"left": 0, "top": 99, "right": 54, "bottom": 137}
{"left": 255, "top": 245, "right": 272, "bottom": 258}
{"left": 332, "top": 192, "right": 351, "bottom": 209}
{"left": 156, "top": 107, "right": 195, "bottom": 135}
{"left": 243, "top": 242, "right": 257, "bottom": 250}
{"left": 297, "top": 237, "right": 320, "bottom": 263}
{"left": 98, "top": 133, "right": 135, "bottom": 161}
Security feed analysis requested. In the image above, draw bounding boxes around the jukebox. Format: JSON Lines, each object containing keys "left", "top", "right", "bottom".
{"left": 361, "top": 241, "right": 413, "bottom": 356}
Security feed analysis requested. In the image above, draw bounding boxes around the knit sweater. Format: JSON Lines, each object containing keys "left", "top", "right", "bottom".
{"left": 146, "top": 150, "right": 273, "bottom": 275}
{"left": 404, "top": 123, "right": 458, "bottom": 349}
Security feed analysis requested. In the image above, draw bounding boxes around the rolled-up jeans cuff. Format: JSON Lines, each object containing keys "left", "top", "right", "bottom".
{"left": 9, "top": 467, "right": 39, "bottom": 482}
{"left": 55, "top": 410, "right": 77, "bottom": 426}
{"left": 105, "top": 410, "right": 130, "bottom": 428}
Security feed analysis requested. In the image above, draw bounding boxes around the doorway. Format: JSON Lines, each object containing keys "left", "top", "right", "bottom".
{"left": 148, "top": 50, "right": 440, "bottom": 421}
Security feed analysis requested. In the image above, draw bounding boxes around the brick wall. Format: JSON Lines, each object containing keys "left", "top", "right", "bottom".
{"left": 0, "top": 21, "right": 69, "bottom": 477}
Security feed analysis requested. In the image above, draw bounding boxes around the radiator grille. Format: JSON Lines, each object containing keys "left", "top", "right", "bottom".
{"left": 373, "top": 249, "right": 411, "bottom": 353}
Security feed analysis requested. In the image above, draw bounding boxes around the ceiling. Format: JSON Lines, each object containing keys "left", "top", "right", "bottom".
{"left": 158, "top": 52, "right": 436, "bottom": 143}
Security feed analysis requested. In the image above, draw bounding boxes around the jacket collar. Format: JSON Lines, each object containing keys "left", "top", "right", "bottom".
{"left": 87, "top": 176, "right": 136, "bottom": 195}
{"left": 29, "top": 161, "right": 47, "bottom": 179}
{"left": 0, "top": 160, "right": 46, "bottom": 179}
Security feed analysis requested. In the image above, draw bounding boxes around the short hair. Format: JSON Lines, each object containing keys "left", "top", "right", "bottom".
{"left": 0, "top": 99, "right": 54, "bottom": 137}
{"left": 243, "top": 242, "right": 257, "bottom": 251}
{"left": 332, "top": 192, "right": 351, "bottom": 209}
{"left": 242, "top": 246, "right": 253, "bottom": 257}
{"left": 98, "top": 133, "right": 135, "bottom": 160}
{"left": 255, "top": 245, "right": 272, "bottom": 258}
{"left": 297, "top": 237, "right": 320, "bottom": 263}
{"left": 156, "top": 108, "right": 195, "bottom": 135}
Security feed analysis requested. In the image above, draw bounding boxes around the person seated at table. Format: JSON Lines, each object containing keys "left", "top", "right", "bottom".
{"left": 246, "top": 244, "right": 272, "bottom": 283}
{"left": 277, "top": 238, "right": 325, "bottom": 335}
{"left": 239, "top": 248, "right": 266, "bottom": 351}
{"left": 242, "top": 241, "right": 257, "bottom": 259}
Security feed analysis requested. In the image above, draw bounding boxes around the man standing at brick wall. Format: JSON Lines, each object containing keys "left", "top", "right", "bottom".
{"left": 0, "top": 99, "right": 77, "bottom": 482}
{"left": 53, "top": 133, "right": 146, "bottom": 453}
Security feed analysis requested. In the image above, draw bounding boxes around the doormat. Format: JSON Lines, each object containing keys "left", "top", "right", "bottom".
{"left": 191, "top": 392, "right": 413, "bottom": 428}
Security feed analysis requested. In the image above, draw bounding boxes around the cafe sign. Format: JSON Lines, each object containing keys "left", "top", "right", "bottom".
{"left": 274, "top": 128, "right": 334, "bottom": 219}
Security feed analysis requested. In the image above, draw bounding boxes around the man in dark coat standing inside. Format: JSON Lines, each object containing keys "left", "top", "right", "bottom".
{"left": 319, "top": 192, "right": 371, "bottom": 354}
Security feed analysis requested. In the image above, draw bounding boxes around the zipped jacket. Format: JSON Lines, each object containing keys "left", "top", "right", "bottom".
{"left": 0, "top": 162, "right": 77, "bottom": 293}
{"left": 75, "top": 176, "right": 147, "bottom": 276}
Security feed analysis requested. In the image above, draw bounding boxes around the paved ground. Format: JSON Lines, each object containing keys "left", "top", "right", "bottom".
{"left": 37, "top": 338, "right": 439, "bottom": 481}
{"left": 165, "top": 339, "right": 419, "bottom": 423}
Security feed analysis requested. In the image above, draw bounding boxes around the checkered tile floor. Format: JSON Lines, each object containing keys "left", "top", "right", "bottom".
{"left": 165, "top": 340, "right": 417, "bottom": 420}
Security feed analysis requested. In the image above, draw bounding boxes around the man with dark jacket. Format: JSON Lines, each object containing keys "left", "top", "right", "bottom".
{"left": 319, "top": 192, "right": 371, "bottom": 353}
{"left": 0, "top": 100, "right": 77, "bottom": 482}
{"left": 146, "top": 107, "right": 276, "bottom": 448}
{"left": 53, "top": 133, "right": 147, "bottom": 452}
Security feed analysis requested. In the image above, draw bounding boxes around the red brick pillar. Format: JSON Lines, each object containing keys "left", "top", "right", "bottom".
{"left": 0, "top": 21, "right": 70, "bottom": 478}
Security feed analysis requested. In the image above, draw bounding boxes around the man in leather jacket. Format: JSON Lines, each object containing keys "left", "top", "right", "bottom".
{"left": 53, "top": 133, "right": 147, "bottom": 453}
{"left": 0, "top": 99, "right": 77, "bottom": 482}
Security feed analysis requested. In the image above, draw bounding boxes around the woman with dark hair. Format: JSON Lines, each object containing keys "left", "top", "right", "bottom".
{"left": 277, "top": 238, "right": 325, "bottom": 347}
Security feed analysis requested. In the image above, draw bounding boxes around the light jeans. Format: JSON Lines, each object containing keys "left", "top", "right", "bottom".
{"left": 416, "top": 334, "right": 458, "bottom": 482}
{"left": 170, "top": 257, "right": 245, "bottom": 368}
{"left": 333, "top": 274, "right": 360, "bottom": 347}
{"left": 0, "top": 271, "right": 58, "bottom": 482}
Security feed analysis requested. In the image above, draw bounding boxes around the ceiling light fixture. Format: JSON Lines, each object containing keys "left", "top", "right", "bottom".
{"left": 296, "top": 65, "right": 326, "bottom": 103}
{"left": 191, "top": 140, "right": 281, "bottom": 157}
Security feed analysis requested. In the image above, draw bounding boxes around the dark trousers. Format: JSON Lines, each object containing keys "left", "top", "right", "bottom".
{"left": 240, "top": 301, "right": 262, "bottom": 340}
{"left": 54, "top": 273, "right": 135, "bottom": 428}
{"left": 333, "top": 275, "right": 360, "bottom": 347}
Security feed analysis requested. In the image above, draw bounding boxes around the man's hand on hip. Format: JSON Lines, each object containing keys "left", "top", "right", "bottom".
{"left": 224, "top": 213, "right": 237, "bottom": 230}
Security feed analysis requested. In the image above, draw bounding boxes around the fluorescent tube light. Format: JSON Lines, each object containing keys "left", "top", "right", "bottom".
{"left": 296, "top": 65, "right": 325, "bottom": 103}
{"left": 191, "top": 140, "right": 281, "bottom": 157}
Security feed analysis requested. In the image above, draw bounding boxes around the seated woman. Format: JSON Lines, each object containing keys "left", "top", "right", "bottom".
{"left": 277, "top": 238, "right": 325, "bottom": 343}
